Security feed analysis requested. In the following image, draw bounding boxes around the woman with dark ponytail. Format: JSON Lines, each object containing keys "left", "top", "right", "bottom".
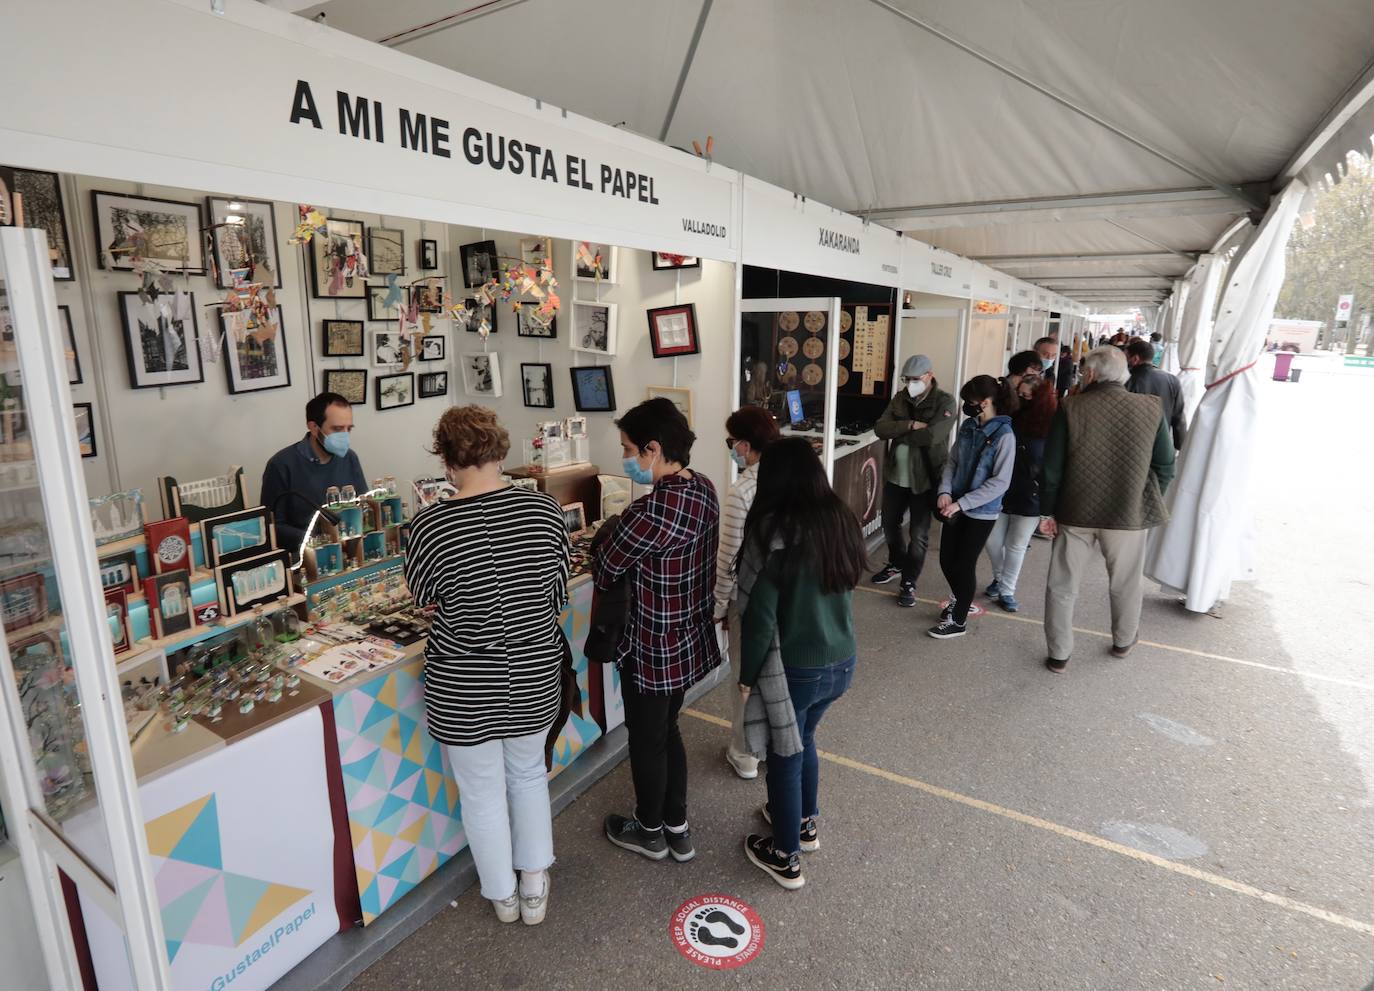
{"left": 736, "top": 437, "right": 863, "bottom": 890}
{"left": 929, "top": 375, "right": 1016, "bottom": 639}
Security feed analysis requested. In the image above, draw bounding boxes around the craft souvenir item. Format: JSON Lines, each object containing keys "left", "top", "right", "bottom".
{"left": 323, "top": 368, "right": 368, "bottom": 405}
{"left": 456, "top": 294, "right": 498, "bottom": 335}
{"left": 804, "top": 311, "right": 826, "bottom": 334}
{"left": 0, "top": 572, "right": 47, "bottom": 632}
{"left": 418, "top": 371, "right": 448, "bottom": 398}
{"left": 73, "top": 403, "right": 96, "bottom": 458}
{"left": 413, "top": 477, "right": 457, "bottom": 509}
{"left": 521, "top": 363, "right": 554, "bottom": 408}
{"left": 117, "top": 290, "right": 204, "bottom": 389}
{"left": 0, "top": 165, "right": 74, "bottom": 279}
{"left": 418, "top": 238, "right": 438, "bottom": 270}
{"left": 91, "top": 190, "right": 204, "bottom": 273}
{"left": 192, "top": 601, "right": 221, "bottom": 626}
{"left": 840, "top": 311, "right": 854, "bottom": 333}
{"left": 368, "top": 227, "right": 405, "bottom": 275}
{"left": 646, "top": 303, "right": 700, "bottom": 358}
{"left": 802, "top": 364, "right": 825, "bottom": 386}
{"left": 368, "top": 283, "right": 410, "bottom": 322}
{"left": 777, "top": 336, "right": 799, "bottom": 359}
{"left": 571, "top": 300, "right": 617, "bottom": 356}
{"left": 462, "top": 352, "right": 503, "bottom": 398}
{"left": 598, "top": 475, "right": 633, "bottom": 519}
{"left": 206, "top": 196, "right": 282, "bottom": 289}
{"left": 459, "top": 239, "right": 499, "bottom": 288}
{"left": 11, "top": 633, "right": 88, "bottom": 818}
{"left": 651, "top": 252, "right": 699, "bottom": 271}
{"left": 560, "top": 502, "right": 587, "bottom": 535}
{"left": 200, "top": 506, "right": 275, "bottom": 570}
{"left": 375, "top": 372, "right": 415, "bottom": 410}
{"left": 216, "top": 549, "right": 292, "bottom": 617}
{"left": 144, "top": 517, "right": 192, "bottom": 576}
{"left": 99, "top": 550, "right": 140, "bottom": 594}
{"left": 104, "top": 588, "right": 131, "bottom": 655}
{"left": 310, "top": 217, "right": 368, "bottom": 298}
{"left": 158, "top": 467, "right": 246, "bottom": 524}
{"left": 803, "top": 337, "right": 825, "bottom": 360}
{"left": 90, "top": 489, "right": 145, "bottom": 546}
{"left": 570, "top": 366, "right": 616, "bottom": 412}
{"left": 143, "top": 570, "right": 193, "bottom": 639}
{"left": 322, "top": 319, "right": 365, "bottom": 357}
{"left": 574, "top": 242, "right": 617, "bottom": 283}
{"left": 777, "top": 311, "right": 800, "bottom": 333}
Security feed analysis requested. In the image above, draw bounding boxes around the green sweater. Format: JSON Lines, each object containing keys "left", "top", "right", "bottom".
{"left": 740, "top": 558, "right": 857, "bottom": 686}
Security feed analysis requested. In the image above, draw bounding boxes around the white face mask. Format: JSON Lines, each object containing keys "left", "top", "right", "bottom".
{"left": 906, "top": 379, "right": 927, "bottom": 399}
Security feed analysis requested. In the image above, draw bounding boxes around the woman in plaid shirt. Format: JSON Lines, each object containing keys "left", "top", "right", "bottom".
{"left": 596, "top": 398, "right": 721, "bottom": 863}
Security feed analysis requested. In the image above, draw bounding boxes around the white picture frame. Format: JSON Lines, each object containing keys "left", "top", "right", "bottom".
{"left": 575, "top": 242, "right": 617, "bottom": 283}
{"left": 462, "top": 351, "right": 503, "bottom": 398}
{"left": 570, "top": 300, "right": 618, "bottom": 356}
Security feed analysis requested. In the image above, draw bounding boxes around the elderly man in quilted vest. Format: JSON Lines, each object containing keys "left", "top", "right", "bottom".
{"left": 1037, "top": 347, "right": 1176, "bottom": 673}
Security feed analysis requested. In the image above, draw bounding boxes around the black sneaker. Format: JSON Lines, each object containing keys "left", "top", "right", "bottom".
{"left": 1045, "top": 656, "right": 1069, "bottom": 673}
{"left": 871, "top": 564, "right": 901, "bottom": 585}
{"left": 927, "top": 619, "right": 967, "bottom": 639}
{"left": 896, "top": 581, "right": 916, "bottom": 608}
{"left": 744, "top": 834, "right": 805, "bottom": 890}
{"left": 664, "top": 824, "right": 695, "bottom": 863}
{"left": 761, "top": 805, "right": 819, "bottom": 852}
{"left": 604, "top": 814, "right": 668, "bottom": 861}
{"left": 939, "top": 599, "right": 956, "bottom": 622}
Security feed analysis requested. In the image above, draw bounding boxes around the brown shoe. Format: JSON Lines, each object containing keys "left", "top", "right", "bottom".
{"left": 1045, "top": 657, "right": 1069, "bottom": 673}
{"left": 1110, "top": 639, "right": 1138, "bottom": 658}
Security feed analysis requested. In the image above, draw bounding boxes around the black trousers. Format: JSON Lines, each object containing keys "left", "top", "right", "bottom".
{"left": 621, "top": 675, "right": 687, "bottom": 830}
{"left": 938, "top": 514, "right": 997, "bottom": 624}
{"left": 881, "top": 482, "right": 934, "bottom": 584}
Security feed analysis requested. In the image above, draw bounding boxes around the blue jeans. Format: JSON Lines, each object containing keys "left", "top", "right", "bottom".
{"left": 765, "top": 656, "right": 856, "bottom": 855}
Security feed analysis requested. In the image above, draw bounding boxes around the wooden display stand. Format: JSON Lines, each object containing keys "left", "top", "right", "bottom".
{"left": 506, "top": 463, "right": 603, "bottom": 524}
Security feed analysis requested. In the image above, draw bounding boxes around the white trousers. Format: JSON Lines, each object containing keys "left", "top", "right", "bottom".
{"left": 445, "top": 730, "right": 554, "bottom": 900}
{"left": 984, "top": 513, "right": 1041, "bottom": 596}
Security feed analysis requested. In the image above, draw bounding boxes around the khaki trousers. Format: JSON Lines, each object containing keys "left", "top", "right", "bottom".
{"left": 1044, "top": 525, "right": 1148, "bottom": 661}
{"left": 720, "top": 611, "right": 756, "bottom": 766}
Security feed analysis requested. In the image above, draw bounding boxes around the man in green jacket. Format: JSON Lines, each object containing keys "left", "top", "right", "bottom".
{"left": 871, "top": 355, "right": 957, "bottom": 607}
{"left": 1038, "top": 346, "right": 1176, "bottom": 673}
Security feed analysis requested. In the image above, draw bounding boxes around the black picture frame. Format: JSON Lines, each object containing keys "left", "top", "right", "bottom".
{"left": 418, "top": 371, "right": 449, "bottom": 398}
{"left": 221, "top": 305, "right": 291, "bottom": 394}
{"left": 206, "top": 196, "right": 283, "bottom": 289}
{"left": 419, "top": 335, "right": 446, "bottom": 361}
{"left": 457, "top": 294, "right": 498, "bottom": 334}
{"left": 58, "top": 304, "right": 81, "bottom": 384}
{"left": 116, "top": 290, "right": 204, "bottom": 389}
{"left": 215, "top": 548, "right": 292, "bottom": 617}
{"left": 200, "top": 506, "right": 276, "bottom": 570}
{"left": 98, "top": 550, "right": 140, "bottom": 595}
{"left": 369, "top": 226, "right": 406, "bottom": 276}
{"left": 322, "top": 319, "right": 365, "bottom": 357}
{"left": 323, "top": 368, "right": 368, "bottom": 405}
{"left": 414, "top": 280, "right": 445, "bottom": 314}
{"left": 147, "top": 569, "right": 194, "bottom": 637}
{"left": 91, "top": 190, "right": 205, "bottom": 274}
{"left": 647, "top": 302, "right": 701, "bottom": 359}
{"left": 375, "top": 372, "right": 415, "bottom": 410}
{"left": 651, "top": 252, "right": 700, "bottom": 271}
{"left": 73, "top": 402, "right": 96, "bottom": 458}
{"left": 419, "top": 238, "right": 438, "bottom": 270}
{"left": 309, "top": 216, "right": 368, "bottom": 299}
{"left": 0, "top": 165, "right": 74, "bottom": 280}
{"left": 521, "top": 362, "right": 555, "bottom": 408}
{"left": 516, "top": 304, "right": 557, "bottom": 340}
{"left": 460, "top": 239, "right": 498, "bottom": 288}
{"left": 569, "top": 365, "right": 616, "bottom": 412}
{"left": 367, "top": 283, "right": 410, "bottom": 322}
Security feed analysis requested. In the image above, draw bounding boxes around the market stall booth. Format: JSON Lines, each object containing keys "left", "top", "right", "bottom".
{"left": 965, "top": 263, "right": 1016, "bottom": 381}
{"left": 0, "top": 2, "right": 743, "bottom": 988}
{"left": 896, "top": 238, "right": 975, "bottom": 394}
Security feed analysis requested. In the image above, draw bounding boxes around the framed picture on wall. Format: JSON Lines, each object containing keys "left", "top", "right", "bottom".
{"left": 206, "top": 196, "right": 282, "bottom": 289}
{"left": 420, "top": 335, "right": 446, "bottom": 361}
{"left": 646, "top": 302, "right": 700, "bottom": 358}
{"left": 367, "top": 283, "right": 409, "bottom": 322}
{"left": 414, "top": 279, "right": 445, "bottom": 313}
{"left": 58, "top": 304, "right": 81, "bottom": 384}
{"left": 322, "top": 319, "right": 365, "bottom": 357}
{"left": 375, "top": 372, "right": 415, "bottom": 411}
{"left": 462, "top": 352, "right": 503, "bottom": 398}
{"left": 570, "top": 365, "right": 616, "bottom": 412}
{"left": 521, "top": 362, "right": 554, "bottom": 408}
{"left": 221, "top": 305, "right": 291, "bottom": 394}
{"left": 0, "top": 165, "right": 74, "bottom": 280}
{"left": 456, "top": 294, "right": 497, "bottom": 335}
{"left": 91, "top": 190, "right": 205, "bottom": 273}
{"left": 418, "top": 371, "right": 448, "bottom": 398}
{"left": 520, "top": 236, "right": 553, "bottom": 270}
{"left": 570, "top": 300, "right": 617, "bottom": 356}
{"left": 646, "top": 385, "right": 693, "bottom": 426}
{"left": 73, "top": 402, "right": 96, "bottom": 458}
{"left": 372, "top": 330, "right": 408, "bottom": 368}
{"left": 309, "top": 217, "right": 368, "bottom": 298}
{"left": 116, "top": 290, "right": 204, "bottom": 389}
{"left": 418, "top": 238, "right": 438, "bottom": 270}
{"left": 575, "top": 242, "right": 616, "bottom": 283}
{"left": 460, "top": 239, "right": 499, "bottom": 288}
{"left": 517, "top": 304, "right": 556, "bottom": 339}
{"left": 369, "top": 227, "right": 406, "bottom": 275}
{"left": 323, "top": 368, "right": 368, "bottom": 405}
{"left": 651, "top": 252, "right": 699, "bottom": 271}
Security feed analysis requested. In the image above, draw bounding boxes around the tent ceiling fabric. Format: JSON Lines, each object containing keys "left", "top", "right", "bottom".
{"left": 300, "top": 0, "right": 1374, "bottom": 295}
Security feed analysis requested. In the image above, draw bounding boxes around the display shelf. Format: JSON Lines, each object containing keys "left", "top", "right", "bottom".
{"left": 93, "top": 533, "right": 146, "bottom": 558}
{"left": 116, "top": 592, "right": 307, "bottom": 672}
{"left": 131, "top": 716, "right": 223, "bottom": 784}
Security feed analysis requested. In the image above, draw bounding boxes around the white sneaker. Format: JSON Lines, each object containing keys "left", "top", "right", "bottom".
{"left": 491, "top": 892, "right": 520, "bottom": 924}
{"left": 725, "top": 747, "right": 759, "bottom": 780}
{"left": 519, "top": 870, "right": 549, "bottom": 926}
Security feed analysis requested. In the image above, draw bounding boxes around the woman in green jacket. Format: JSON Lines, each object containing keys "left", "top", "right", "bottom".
{"left": 738, "top": 438, "right": 864, "bottom": 890}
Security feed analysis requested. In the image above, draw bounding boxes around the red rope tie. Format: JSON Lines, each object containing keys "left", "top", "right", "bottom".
{"left": 1206, "top": 359, "right": 1258, "bottom": 389}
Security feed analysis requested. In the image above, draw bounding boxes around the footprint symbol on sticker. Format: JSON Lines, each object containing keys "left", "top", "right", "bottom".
{"left": 689, "top": 908, "right": 744, "bottom": 948}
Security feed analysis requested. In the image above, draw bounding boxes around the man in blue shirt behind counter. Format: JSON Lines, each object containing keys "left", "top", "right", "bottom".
{"left": 261, "top": 392, "right": 369, "bottom": 552}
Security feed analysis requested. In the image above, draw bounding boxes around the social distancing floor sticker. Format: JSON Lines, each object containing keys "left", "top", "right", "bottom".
{"left": 670, "top": 895, "right": 764, "bottom": 969}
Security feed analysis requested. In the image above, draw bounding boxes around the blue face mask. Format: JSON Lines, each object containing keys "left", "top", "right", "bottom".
{"left": 321, "top": 430, "right": 350, "bottom": 458}
{"left": 623, "top": 451, "right": 657, "bottom": 485}
{"left": 730, "top": 447, "right": 748, "bottom": 471}
{"left": 1041, "top": 357, "right": 1056, "bottom": 371}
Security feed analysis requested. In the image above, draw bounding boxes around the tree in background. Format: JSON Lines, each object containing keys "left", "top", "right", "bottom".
{"left": 1278, "top": 153, "right": 1374, "bottom": 353}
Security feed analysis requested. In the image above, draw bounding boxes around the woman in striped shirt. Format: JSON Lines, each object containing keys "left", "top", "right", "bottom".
{"left": 405, "top": 406, "right": 570, "bottom": 927}
{"left": 715, "top": 406, "right": 780, "bottom": 780}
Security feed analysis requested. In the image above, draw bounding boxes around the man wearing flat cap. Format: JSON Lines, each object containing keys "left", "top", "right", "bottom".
{"left": 872, "top": 354, "right": 957, "bottom": 607}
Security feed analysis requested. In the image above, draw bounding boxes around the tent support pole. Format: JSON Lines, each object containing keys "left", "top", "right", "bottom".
{"left": 659, "top": 0, "right": 714, "bottom": 142}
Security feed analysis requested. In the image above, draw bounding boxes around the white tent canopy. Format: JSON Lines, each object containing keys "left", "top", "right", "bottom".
{"left": 298, "top": 0, "right": 1374, "bottom": 304}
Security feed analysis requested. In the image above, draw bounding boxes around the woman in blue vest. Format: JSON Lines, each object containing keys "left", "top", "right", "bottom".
{"left": 929, "top": 375, "right": 1016, "bottom": 639}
